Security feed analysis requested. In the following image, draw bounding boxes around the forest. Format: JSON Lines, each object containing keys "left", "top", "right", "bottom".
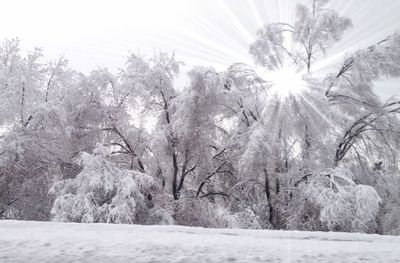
{"left": 1, "top": 0, "right": 400, "bottom": 235}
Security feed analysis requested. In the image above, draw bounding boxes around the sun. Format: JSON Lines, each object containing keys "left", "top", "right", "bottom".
{"left": 259, "top": 66, "right": 306, "bottom": 99}
{"left": 257, "top": 66, "right": 307, "bottom": 98}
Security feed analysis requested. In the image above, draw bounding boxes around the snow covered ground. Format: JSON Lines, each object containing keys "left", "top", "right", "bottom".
{"left": 0, "top": 220, "right": 399, "bottom": 263}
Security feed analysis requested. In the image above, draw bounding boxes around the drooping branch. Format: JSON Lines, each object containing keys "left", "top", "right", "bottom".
{"left": 196, "top": 162, "right": 233, "bottom": 197}
{"left": 325, "top": 35, "right": 394, "bottom": 98}
{"left": 333, "top": 101, "right": 400, "bottom": 166}
{"left": 199, "top": 191, "right": 229, "bottom": 199}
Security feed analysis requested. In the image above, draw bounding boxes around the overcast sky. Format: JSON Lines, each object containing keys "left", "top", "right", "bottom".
{"left": 1, "top": 0, "right": 399, "bottom": 98}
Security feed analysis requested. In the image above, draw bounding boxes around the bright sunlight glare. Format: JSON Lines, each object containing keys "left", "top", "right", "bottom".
{"left": 257, "top": 66, "right": 307, "bottom": 98}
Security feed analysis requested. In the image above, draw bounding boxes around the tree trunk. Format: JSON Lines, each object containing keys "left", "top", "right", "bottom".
{"left": 172, "top": 152, "right": 179, "bottom": 200}
{"left": 264, "top": 168, "right": 277, "bottom": 229}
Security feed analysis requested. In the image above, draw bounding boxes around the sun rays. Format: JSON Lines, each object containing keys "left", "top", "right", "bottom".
{"left": 1, "top": 0, "right": 399, "bottom": 80}
{"left": 257, "top": 65, "right": 307, "bottom": 99}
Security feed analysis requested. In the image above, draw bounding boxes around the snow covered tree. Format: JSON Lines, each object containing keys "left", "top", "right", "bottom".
{"left": 120, "top": 52, "right": 182, "bottom": 199}
{"left": 224, "top": 0, "right": 399, "bottom": 232}
{"left": 50, "top": 144, "right": 157, "bottom": 224}
{"left": 287, "top": 168, "right": 381, "bottom": 232}
{"left": 1, "top": 0, "right": 400, "bottom": 235}
{"left": 325, "top": 33, "right": 400, "bottom": 167}
{"left": 0, "top": 40, "right": 74, "bottom": 220}
{"left": 250, "top": 0, "right": 352, "bottom": 72}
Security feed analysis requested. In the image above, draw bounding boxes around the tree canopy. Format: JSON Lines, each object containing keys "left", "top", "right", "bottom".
{"left": 1, "top": 0, "right": 400, "bottom": 235}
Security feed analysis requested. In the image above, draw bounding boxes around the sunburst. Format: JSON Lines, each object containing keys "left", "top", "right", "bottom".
{"left": 1, "top": 0, "right": 398, "bottom": 96}
{"left": 256, "top": 65, "right": 307, "bottom": 98}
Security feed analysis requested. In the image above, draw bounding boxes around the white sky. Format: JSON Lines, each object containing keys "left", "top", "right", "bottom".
{"left": 1, "top": 0, "right": 399, "bottom": 98}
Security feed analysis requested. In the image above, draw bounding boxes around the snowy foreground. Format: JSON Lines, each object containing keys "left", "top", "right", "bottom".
{"left": 1, "top": 221, "right": 400, "bottom": 263}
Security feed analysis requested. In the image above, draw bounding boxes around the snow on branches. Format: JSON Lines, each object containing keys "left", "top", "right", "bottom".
{"left": 1, "top": 0, "right": 400, "bottom": 235}
{"left": 50, "top": 144, "right": 155, "bottom": 224}
{"left": 289, "top": 168, "right": 381, "bottom": 233}
{"left": 250, "top": 0, "right": 352, "bottom": 72}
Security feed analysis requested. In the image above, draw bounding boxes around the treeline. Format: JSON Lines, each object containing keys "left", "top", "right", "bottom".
{"left": 1, "top": 0, "right": 400, "bottom": 234}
